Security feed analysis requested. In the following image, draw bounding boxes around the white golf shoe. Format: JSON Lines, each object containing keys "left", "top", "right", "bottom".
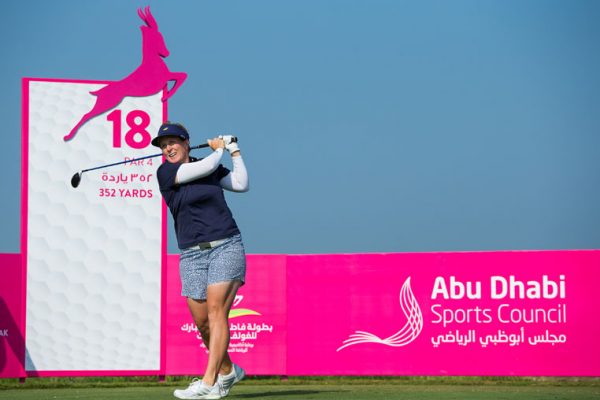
{"left": 218, "top": 364, "right": 246, "bottom": 396}
{"left": 173, "top": 378, "right": 223, "bottom": 399}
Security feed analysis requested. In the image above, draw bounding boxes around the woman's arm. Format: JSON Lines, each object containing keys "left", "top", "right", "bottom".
{"left": 175, "top": 148, "right": 224, "bottom": 184}
{"left": 220, "top": 154, "right": 249, "bottom": 192}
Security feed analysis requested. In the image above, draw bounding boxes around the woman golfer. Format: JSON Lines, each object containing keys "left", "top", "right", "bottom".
{"left": 153, "top": 122, "right": 248, "bottom": 399}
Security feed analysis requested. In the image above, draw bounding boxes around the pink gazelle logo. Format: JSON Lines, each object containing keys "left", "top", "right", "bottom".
{"left": 64, "top": 6, "right": 187, "bottom": 141}
{"left": 337, "top": 277, "right": 423, "bottom": 351}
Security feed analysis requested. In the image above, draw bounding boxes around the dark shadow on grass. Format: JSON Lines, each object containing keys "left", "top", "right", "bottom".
{"left": 234, "top": 389, "right": 340, "bottom": 398}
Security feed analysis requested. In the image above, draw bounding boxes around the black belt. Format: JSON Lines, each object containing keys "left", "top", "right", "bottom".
{"left": 188, "top": 238, "right": 227, "bottom": 250}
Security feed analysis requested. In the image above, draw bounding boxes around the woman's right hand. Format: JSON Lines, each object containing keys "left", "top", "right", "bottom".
{"left": 207, "top": 138, "right": 225, "bottom": 151}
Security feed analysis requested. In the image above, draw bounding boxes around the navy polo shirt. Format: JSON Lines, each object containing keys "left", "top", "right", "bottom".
{"left": 157, "top": 156, "right": 241, "bottom": 249}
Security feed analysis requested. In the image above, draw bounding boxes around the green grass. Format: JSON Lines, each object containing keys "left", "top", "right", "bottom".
{"left": 1, "top": 376, "right": 599, "bottom": 400}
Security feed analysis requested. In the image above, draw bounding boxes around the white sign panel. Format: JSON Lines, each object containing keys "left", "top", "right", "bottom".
{"left": 23, "top": 78, "right": 164, "bottom": 371}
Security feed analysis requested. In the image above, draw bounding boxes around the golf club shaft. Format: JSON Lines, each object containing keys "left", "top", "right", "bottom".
{"left": 81, "top": 143, "right": 210, "bottom": 173}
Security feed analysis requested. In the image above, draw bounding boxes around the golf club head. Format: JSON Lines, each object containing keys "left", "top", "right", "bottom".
{"left": 71, "top": 172, "right": 82, "bottom": 188}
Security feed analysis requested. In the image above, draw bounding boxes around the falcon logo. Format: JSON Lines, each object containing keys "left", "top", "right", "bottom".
{"left": 337, "top": 277, "right": 423, "bottom": 351}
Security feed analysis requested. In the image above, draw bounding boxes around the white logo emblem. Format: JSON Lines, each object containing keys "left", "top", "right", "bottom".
{"left": 337, "top": 277, "right": 423, "bottom": 351}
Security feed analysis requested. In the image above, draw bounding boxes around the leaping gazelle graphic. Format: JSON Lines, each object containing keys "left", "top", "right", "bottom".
{"left": 64, "top": 6, "right": 187, "bottom": 141}
{"left": 337, "top": 277, "right": 423, "bottom": 351}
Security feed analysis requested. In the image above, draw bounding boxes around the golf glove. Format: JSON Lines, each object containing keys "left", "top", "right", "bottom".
{"left": 219, "top": 135, "right": 240, "bottom": 155}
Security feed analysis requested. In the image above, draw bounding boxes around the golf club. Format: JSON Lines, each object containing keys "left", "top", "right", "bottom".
{"left": 71, "top": 137, "right": 237, "bottom": 188}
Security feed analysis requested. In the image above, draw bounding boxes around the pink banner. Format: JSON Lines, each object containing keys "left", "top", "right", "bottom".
{"left": 287, "top": 251, "right": 600, "bottom": 376}
{"left": 3, "top": 250, "right": 599, "bottom": 377}
{"left": 0, "top": 254, "right": 25, "bottom": 378}
{"left": 164, "top": 254, "right": 288, "bottom": 375}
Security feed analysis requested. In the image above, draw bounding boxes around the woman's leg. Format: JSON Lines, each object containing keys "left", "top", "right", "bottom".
{"left": 187, "top": 297, "right": 233, "bottom": 375}
{"left": 201, "top": 280, "right": 242, "bottom": 386}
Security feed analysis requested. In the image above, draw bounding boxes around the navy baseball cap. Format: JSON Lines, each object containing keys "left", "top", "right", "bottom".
{"left": 151, "top": 121, "right": 190, "bottom": 147}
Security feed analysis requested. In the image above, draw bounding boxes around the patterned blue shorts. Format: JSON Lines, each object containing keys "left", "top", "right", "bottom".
{"left": 179, "top": 234, "right": 246, "bottom": 300}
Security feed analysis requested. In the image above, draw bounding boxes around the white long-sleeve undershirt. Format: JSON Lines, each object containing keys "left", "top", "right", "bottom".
{"left": 175, "top": 148, "right": 224, "bottom": 185}
{"left": 220, "top": 155, "right": 249, "bottom": 192}
{"left": 175, "top": 148, "right": 249, "bottom": 192}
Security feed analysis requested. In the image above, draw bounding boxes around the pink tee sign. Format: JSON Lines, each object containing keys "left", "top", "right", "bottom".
{"left": 64, "top": 7, "right": 186, "bottom": 142}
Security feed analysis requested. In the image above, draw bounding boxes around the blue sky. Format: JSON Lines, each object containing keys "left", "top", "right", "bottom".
{"left": 2, "top": 0, "right": 599, "bottom": 254}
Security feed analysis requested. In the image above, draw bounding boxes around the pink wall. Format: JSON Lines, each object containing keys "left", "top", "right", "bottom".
{"left": 0, "top": 254, "right": 25, "bottom": 378}
{"left": 164, "top": 254, "right": 288, "bottom": 375}
{"left": 2, "top": 250, "right": 599, "bottom": 377}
